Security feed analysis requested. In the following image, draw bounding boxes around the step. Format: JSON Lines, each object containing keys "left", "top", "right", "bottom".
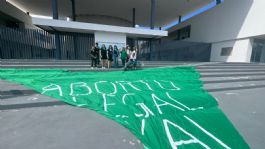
{"left": 201, "top": 72, "right": 265, "bottom": 78}
{"left": 200, "top": 63, "right": 265, "bottom": 66}
{"left": 197, "top": 66, "right": 265, "bottom": 69}
{"left": 197, "top": 69, "right": 265, "bottom": 73}
{"left": 1, "top": 65, "right": 91, "bottom": 68}
{"left": 204, "top": 80, "right": 265, "bottom": 92}
{"left": 200, "top": 75, "right": 265, "bottom": 84}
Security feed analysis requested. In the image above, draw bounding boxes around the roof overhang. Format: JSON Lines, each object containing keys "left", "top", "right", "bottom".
{"left": 0, "top": 0, "right": 31, "bottom": 24}
{"left": 8, "top": 0, "right": 214, "bottom": 28}
{"left": 32, "top": 18, "right": 168, "bottom": 38}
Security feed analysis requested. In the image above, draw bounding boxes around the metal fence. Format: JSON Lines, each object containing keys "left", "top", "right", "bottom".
{"left": 0, "top": 27, "right": 211, "bottom": 61}
{"left": 0, "top": 27, "right": 94, "bottom": 60}
{"left": 151, "top": 40, "right": 211, "bottom": 61}
{"left": 127, "top": 38, "right": 151, "bottom": 61}
{"left": 127, "top": 39, "right": 211, "bottom": 62}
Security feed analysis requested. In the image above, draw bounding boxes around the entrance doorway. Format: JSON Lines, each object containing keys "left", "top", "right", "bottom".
{"left": 251, "top": 39, "right": 265, "bottom": 62}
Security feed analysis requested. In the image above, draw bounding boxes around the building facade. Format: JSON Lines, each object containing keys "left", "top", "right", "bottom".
{"left": 167, "top": 0, "right": 265, "bottom": 62}
{"left": 1, "top": 0, "right": 264, "bottom": 62}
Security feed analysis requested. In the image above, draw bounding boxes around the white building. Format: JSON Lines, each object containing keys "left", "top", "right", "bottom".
{"left": 167, "top": 0, "right": 265, "bottom": 63}
{"left": 1, "top": 0, "right": 264, "bottom": 62}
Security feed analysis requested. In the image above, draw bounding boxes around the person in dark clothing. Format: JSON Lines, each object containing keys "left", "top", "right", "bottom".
{"left": 101, "top": 44, "right": 108, "bottom": 69}
{"left": 107, "top": 45, "right": 113, "bottom": 69}
{"left": 94, "top": 43, "right": 100, "bottom": 66}
{"left": 90, "top": 46, "right": 97, "bottom": 69}
{"left": 113, "top": 45, "right": 119, "bottom": 67}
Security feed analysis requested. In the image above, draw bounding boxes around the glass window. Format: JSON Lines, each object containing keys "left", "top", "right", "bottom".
{"left": 221, "top": 47, "right": 232, "bottom": 56}
{"left": 251, "top": 39, "right": 265, "bottom": 62}
{"left": 169, "top": 25, "right": 191, "bottom": 41}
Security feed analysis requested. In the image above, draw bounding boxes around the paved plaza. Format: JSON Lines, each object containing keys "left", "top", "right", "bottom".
{"left": 1, "top": 62, "right": 265, "bottom": 149}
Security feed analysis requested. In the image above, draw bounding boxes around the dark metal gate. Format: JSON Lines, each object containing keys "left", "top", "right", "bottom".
{"left": 127, "top": 38, "right": 151, "bottom": 61}
{"left": 0, "top": 27, "right": 94, "bottom": 60}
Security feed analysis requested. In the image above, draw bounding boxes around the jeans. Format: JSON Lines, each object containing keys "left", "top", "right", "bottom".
{"left": 125, "top": 59, "right": 136, "bottom": 68}
{"left": 96, "top": 56, "right": 100, "bottom": 65}
{"left": 91, "top": 58, "right": 97, "bottom": 67}
{"left": 114, "top": 56, "right": 119, "bottom": 67}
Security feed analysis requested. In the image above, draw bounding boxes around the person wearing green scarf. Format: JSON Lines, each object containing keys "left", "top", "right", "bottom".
{"left": 120, "top": 47, "right": 127, "bottom": 67}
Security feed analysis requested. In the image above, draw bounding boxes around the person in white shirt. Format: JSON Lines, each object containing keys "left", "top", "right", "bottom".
{"left": 129, "top": 50, "right": 136, "bottom": 60}
{"left": 124, "top": 47, "right": 137, "bottom": 69}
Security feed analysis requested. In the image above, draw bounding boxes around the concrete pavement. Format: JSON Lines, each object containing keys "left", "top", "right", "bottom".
{"left": 1, "top": 61, "right": 265, "bottom": 149}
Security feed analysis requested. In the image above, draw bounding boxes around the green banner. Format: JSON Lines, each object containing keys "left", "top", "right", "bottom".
{"left": 0, "top": 67, "right": 249, "bottom": 149}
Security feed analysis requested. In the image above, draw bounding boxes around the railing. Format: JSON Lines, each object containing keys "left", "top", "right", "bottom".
{"left": 0, "top": 27, "right": 210, "bottom": 61}
{"left": 151, "top": 40, "right": 211, "bottom": 61}
{"left": 0, "top": 27, "right": 94, "bottom": 60}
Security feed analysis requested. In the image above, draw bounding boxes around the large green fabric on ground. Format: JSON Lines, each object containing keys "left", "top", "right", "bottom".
{"left": 0, "top": 67, "right": 249, "bottom": 149}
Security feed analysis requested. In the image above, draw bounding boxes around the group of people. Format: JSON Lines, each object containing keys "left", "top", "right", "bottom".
{"left": 90, "top": 43, "right": 137, "bottom": 69}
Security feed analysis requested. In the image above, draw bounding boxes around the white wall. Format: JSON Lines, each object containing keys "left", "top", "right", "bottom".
{"left": 210, "top": 38, "right": 253, "bottom": 62}
{"left": 33, "top": 18, "right": 168, "bottom": 38}
{"left": 77, "top": 15, "right": 131, "bottom": 27}
{"left": 95, "top": 31, "right": 126, "bottom": 49}
{"left": 167, "top": 0, "right": 265, "bottom": 62}
{"left": 169, "top": 0, "right": 264, "bottom": 43}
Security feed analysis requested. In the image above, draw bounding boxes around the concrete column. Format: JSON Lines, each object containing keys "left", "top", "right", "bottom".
{"left": 178, "top": 16, "right": 182, "bottom": 23}
{"left": 52, "top": 0, "right": 59, "bottom": 19}
{"left": 71, "top": 0, "right": 76, "bottom": 21}
{"left": 159, "top": 27, "right": 162, "bottom": 44}
{"left": 132, "top": 8, "right": 136, "bottom": 27}
{"left": 70, "top": 0, "right": 77, "bottom": 59}
{"left": 150, "top": 0, "right": 157, "bottom": 59}
{"left": 51, "top": 0, "right": 61, "bottom": 59}
{"left": 149, "top": 39, "right": 153, "bottom": 60}
{"left": 150, "top": 0, "right": 155, "bottom": 29}
{"left": 54, "top": 33, "right": 61, "bottom": 59}
{"left": 73, "top": 34, "right": 78, "bottom": 59}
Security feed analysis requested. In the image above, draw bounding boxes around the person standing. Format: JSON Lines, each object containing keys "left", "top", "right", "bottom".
{"left": 120, "top": 47, "right": 127, "bottom": 67}
{"left": 126, "top": 45, "right": 131, "bottom": 62}
{"left": 101, "top": 44, "right": 108, "bottom": 69}
{"left": 133, "top": 46, "right": 138, "bottom": 62}
{"left": 107, "top": 45, "right": 113, "bottom": 69}
{"left": 94, "top": 43, "right": 100, "bottom": 66}
{"left": 90, "top": 46, "right": 97, "bottom": 69}
{"left": 113, "top": 45, "right": 119, "bottom": 67}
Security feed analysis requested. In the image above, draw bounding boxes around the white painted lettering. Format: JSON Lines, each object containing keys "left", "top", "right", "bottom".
{"left": 154, "top": 80, "right": 181, "bottom": 91}
{"left": 102, "top": 94, "right": 116, "bottom": 112}
{"left": 95, "top": 81, "right": 117, "bottom": 95}
{"left": 163, "top": 119, "right": 210, "bottom": 149}
{"left": 152, "top": 94, "right": 185, "bottom": 114}
{"left": 116, "top": 81, "right": 141, "bottom": 92}
{"left": 42, "top": 84, "right": 63, "bottom": 96}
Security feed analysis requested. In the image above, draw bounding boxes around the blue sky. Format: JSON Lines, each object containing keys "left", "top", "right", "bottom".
{"left": 162, "top": 0, "right": 225, "bottom": 30}
{"left": 137, "top": 0, "right": 224, "bottom": 30}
